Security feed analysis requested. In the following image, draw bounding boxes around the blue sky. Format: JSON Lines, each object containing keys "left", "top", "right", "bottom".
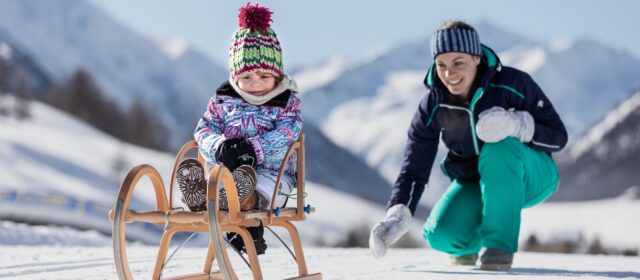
{"left": 90, "top": 0, "right": 640, "bottom": 70}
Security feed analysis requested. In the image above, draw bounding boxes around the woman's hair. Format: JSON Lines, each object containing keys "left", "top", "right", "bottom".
{"left": 438, "top": 20, "right": 476, "bottom": 31}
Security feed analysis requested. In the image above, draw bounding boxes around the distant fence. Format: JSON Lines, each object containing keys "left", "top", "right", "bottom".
{"left": 0, "top": 190, "right": 162, "bottom": 243}
{"left": 0, "top": 190, "right": 111, "bottom": 216}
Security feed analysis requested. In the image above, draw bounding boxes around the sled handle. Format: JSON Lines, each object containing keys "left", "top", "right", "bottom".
{"left": 267, "top": 133, "right": 306, "bottom": 224}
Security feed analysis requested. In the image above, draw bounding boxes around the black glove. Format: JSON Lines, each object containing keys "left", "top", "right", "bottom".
{"left": 215, "top": 138, "right": 257, "bottom": 171}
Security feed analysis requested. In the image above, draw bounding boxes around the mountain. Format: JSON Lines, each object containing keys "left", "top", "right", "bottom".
{"left": 0, "top": 0, "right": 394, "bottom": 214}
{"left": 298, "top": 21, "right": 640, "bottom": 206}
{"left": 0, "top": 0, "right": 227, "bottom": 148}
{"left": 502, "top": 38, "right": 640, "bottom": 136}
{"left": 304, "top": 123, "right": 396, "bottom": 207}
{"left": 0, "top": 29, "right": 52, "bottom": 96}
{"left": 552, "top": 89, "right": 640, "bottom": 201}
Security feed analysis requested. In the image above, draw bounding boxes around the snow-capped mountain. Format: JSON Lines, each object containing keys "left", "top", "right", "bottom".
{"left": 0, "top": 0, "right": 227, "bottom": 148}
{"left": 552, "top": 89, "right": 640, "bottom": 201}
{"left": 0, "top": 0, "right": 394, "bottom": 215}
{"left": 299, "top": 21, "right": 640, "bottom": 206}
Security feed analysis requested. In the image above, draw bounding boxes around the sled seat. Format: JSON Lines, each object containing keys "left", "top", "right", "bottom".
{"left": 109, "top": 134, "right": 321, "bottom": 280}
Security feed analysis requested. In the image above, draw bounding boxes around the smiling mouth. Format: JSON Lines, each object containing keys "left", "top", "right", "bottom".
{"left": 447, "top": 78, "right": 462, "bottom": 86}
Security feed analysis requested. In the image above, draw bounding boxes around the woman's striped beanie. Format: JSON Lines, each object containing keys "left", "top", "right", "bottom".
{"left": 431, "top": 26, "right": 482, "bottom": 58}
{"left": 229, "top": 3, "right": 283, "bottom": 82}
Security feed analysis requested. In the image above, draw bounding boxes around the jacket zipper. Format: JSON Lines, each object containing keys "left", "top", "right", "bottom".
{"left": 439, "top": 88, "right": 485, "bottom": 156}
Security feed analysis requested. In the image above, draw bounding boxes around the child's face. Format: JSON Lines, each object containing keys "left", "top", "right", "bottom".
{"left": 236, "top": 72, "right": 277, "bottom": 96}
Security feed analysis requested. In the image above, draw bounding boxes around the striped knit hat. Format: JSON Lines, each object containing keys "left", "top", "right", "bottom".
{"left": 431, "top": 27, "right": 482, "bottom": 58}
{"left": 229, "top": 3, "right": 283, "bottom": 82}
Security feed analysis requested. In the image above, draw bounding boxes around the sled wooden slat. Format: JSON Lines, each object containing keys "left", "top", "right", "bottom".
{"left": 282, "top": 273, "right": 323, "bottom": 280}
{"left": 109, "top": 133, "right": 321, "bottom": 280}
{"left": 108, "top": 206, "right": 315, "bottom": 226}
{"left": 164, "top": 272, "right": 224, "bottom": 280}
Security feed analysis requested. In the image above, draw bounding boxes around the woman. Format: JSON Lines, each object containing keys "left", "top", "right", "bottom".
{"left": 369, "top": 20, "right": 567, "bottom": 271}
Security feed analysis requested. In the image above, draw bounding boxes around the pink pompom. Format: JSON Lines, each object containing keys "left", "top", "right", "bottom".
{"left": 238, "top": 3, "right": 272, "bottom": 32}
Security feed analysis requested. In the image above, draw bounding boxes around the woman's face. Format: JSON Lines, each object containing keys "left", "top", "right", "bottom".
{"left": 237, "top": 71, "right": 277, "bottom": 96}
{"left": 435, "top": 52, "right": 481, "bottom": 100}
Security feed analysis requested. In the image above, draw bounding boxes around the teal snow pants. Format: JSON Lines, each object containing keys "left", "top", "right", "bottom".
{"left": 422, "top": 137, "right": 559, "bottom": 255}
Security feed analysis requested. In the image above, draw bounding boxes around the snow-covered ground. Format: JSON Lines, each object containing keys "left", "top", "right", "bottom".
{"left": 1, "top": 244, "right": 639, "bottom": 279}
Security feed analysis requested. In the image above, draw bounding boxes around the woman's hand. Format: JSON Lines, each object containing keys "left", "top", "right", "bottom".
{"left": 476, "top": 106, "right": 534, "bottom": 143}
{"left": 369, "top": 204, "right": 412, "bottom": 258}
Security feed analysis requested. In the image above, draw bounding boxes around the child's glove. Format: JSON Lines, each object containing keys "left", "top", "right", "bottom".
{"left": 215, "top": 138, "right": 257, "bottom": 171}
{"left": 369, "top": 204, "right": 412, "bottom": 258}
{"left": 475, "top": 106, "right": 535, "bottom": 143}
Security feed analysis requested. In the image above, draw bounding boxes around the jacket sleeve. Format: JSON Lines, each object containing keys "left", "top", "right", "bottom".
{"left": 518, "top": 73, "right": 568, "bottom": 153}
{"left": 247, "top": 95, "right": 303, "bottom": 169}
{"left": 194, "top": 96, "right": 226, "bottom": 164}
{"left": 388, "top": 93, "right": 440, "bottom": 215}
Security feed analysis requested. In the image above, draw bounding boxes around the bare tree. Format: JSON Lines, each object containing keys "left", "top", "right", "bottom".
{"left": 45, "top": 69, "right": 168, "bottom": 151}
{"left": 14, "top": 67, "right": 32, "bottom": 120}
{"left": 0, "top": 46, "right": 10, "bottom": 117}
{"left": 124, "top": 98, "right": 168, "bottom": 151}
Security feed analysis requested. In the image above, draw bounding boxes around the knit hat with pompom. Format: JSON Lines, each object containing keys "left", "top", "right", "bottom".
{"left": 229, "top": 3, "right": 282, "bottom": 82}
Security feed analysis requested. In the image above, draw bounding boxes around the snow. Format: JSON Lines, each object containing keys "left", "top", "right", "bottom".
{"left": 0, "top": 245, "right": 638, "bottom": 279}
{"left": 0, "top": 99, "right": 424, "bottom": 246}
{"left": 0, "top": 42, "right": 11, "bottom": 59}
{"left": 321, "top": 70, "right": 422, "bottom": 181}
{"left": 521, "top": 196, "right": 640, "bottom": 253}
{"left": 318, "top": 70, "right": 450, "bottom": 206}
{"left": 0, "top": 0, "right": 227, "bottom": 148}
{"left": 294, "top": 56, "right": 346, "bottom": 93}
{"left": 161, "top": 38, "right": 188, "bottom": 60}
{"left": 499, "top": 45, "right": 547, "bottom": 74}
{"left": 550, "top": 38, "right": 574, "bottom": 53}
{"left": 567, "top": 90, "right": 640, "bottom": 161}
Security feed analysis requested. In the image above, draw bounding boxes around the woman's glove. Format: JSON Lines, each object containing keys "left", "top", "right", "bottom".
{"left": 476, "top": 106, "right": 535, "bottom": 143}
{"left": 215, "top": 138, "right": 257, "bottom": 171}
{"left": 369, "top": 204, "right": 412, "bottom": 258}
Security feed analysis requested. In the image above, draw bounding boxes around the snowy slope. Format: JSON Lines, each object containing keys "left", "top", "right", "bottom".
{"left": 552, "top": 90, "right": 640, "bottom": 200}
{"left": 0, "top": 0, "right": 227, "bottom": 148}
{"left": 0, "top": 99, "right": 416, "bottom": 245}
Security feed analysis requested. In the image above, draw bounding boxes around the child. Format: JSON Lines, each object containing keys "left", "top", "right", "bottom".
{"left": 369, "top": 20, "right": 567, "bottom": 271}
{"left": 177, "top": 3, "right": 302, "bottom": 255}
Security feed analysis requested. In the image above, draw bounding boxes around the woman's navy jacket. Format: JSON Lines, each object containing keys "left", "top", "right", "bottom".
{"left": 389, "top": 45, "right": 568, "bottom": 215}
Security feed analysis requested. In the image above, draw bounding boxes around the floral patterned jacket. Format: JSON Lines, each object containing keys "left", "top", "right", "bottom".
{"left": 194, "top": 77, "right": 302, "bottom": 186}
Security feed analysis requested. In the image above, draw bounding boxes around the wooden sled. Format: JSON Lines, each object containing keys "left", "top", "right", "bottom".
{"left": 109, "top": 134, "right": 322, "bottom": 280}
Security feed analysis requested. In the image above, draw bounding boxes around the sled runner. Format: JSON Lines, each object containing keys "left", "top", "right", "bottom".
{"left": 108, "top": 134, "right": 322, "bottom": 280}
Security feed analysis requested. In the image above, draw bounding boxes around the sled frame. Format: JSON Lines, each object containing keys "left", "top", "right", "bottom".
{"left": 109, "top": 134, "right": 321, "bottom": 279}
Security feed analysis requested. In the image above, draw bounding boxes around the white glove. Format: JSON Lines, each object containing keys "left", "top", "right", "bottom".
{"left": 476, "top": 106, "right": 535, "bottom": 143}
{"left": 369, "top": 204, "right": 412, "bottom": 258}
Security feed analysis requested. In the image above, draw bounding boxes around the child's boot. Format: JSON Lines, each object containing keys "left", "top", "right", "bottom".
{"left": 177, "top": 159, "right": 207, "bottom": 212}
{"left": 219, "top": 165, "right": 257, "bottom": 211}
